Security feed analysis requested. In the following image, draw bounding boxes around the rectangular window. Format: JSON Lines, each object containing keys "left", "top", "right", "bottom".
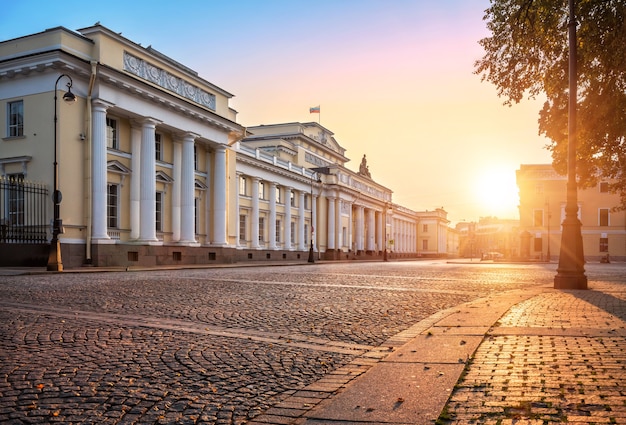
{"left": 534, "top": 209, "right": 544, "bottom": 227}
{"left": 599, "top": 208, "right": 609, "bottom": 226}
{"left": 422, "top": 239, "right": 428, "bottom": 251}
{"left": 194, "top": 145, "right": 198, "bottom": 170}
{"left": 107, "top": 184, "right": 119, "bottom": 228}
{"left": 106, "top": 118, "right": 118, "bottom": 149}
{"left": 239, "top": 176, "right": 247, "bottom": 196}
{"left": 258, "top": 181, "right": 265, "bottom": 200}
{"left": 290, "top": 222, "right": 296, "bottom": 244}
{"left": 239, "top": 214, "right": 246, "bottom": 241}
{"left": 7, "top": 100, "right": 24, "bottom": 137}
{"left": 258, "top": 217, "right": 265, "bottom": 242}
{"left": 275, "top": 186, "right": 281, "bottom": 204}
{"left": 155, "top": 133, "right": 162, "bottom": 161}
{"left": 305, "top": 194, "right": 310, "bottom": 210}
{"left": 155, "top": 192, "right": 163, "bottom": 232}
{"left": 422, "top": 224, "right": 428, "bottom": 233}
{"left": 599, "top": 182, "right": 609, "bottom": 193}
{"left": 599, "top": 237, "right": 609, "bottom": 253}
{"left": 275, "top": 219, "right": 281, "bottom": 243}
{"left": 194, "top": 197, "right": 199, "bottom": 235}
{"left": 290, "top": 191, "right": 295, "bottom": 207}
{"left": 7, "top": 174, "right": 25, "bottom": 226}
{"left": 534, "top": 237, "right": 543, "bottom": 252}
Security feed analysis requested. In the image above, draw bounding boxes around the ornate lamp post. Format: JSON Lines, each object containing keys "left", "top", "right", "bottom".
{"left": 47, "top": 74, "right": 76, "bottom": 271}
{"left": 554, "top": 0, "right": 587, "bottom": 289}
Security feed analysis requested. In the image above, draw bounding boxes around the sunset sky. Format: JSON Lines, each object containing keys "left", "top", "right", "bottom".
{"left": 1, "top": 0, "right": 555, "bottom": 224}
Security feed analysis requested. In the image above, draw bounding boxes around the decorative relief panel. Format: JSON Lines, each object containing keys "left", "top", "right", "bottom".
{"left": 123, "top": 52, "right": 216, "bottom": 111}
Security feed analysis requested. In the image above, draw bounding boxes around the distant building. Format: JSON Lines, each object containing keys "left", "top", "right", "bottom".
{"left": 0, "top": 24, "right": 450, "bottom": 267}
{"left": 516, "top": 164, "right": 626, "bottom": 262}
{"left": 456, "top": 218, "right": 519, "bottom": 260}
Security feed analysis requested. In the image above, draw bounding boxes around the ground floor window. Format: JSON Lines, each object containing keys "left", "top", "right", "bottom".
{"left": 600, "top": 237, "right": 609, "bottom": 253}
{"left": 275, "top": 219, "right": 281, "bottom": 243}
{"left": 258, "top": 217, "right": 265, "bottom": 242}
{"left": 239, "top": 214, "right": 246, "bottom": 242}
{"left": 534, "top": 237, "right": 542, "bottom": 252}
{"left": 107, "top": 184, "right": 119, "bottom": 228}
{"left": 155, "top": 192, "right": 163, "bottom": 232}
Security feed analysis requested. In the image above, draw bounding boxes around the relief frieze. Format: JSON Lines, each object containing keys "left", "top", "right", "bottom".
{"left": 123, "top": 51, "right": 216, "bottom": 111}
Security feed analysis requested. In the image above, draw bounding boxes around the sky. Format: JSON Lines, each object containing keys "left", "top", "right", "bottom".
{"left": 1, "top": 0, "right": 554, "bottom": 225}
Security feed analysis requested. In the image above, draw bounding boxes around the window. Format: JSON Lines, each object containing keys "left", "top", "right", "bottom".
{"left": 535, "top": 184, "right": 544, "bottom": 195}
{"left": 155, "top": 192, "right": 163, "bottom": 232}
{"left": 534, "top": 237, "right": 543, "bottom": 252}
{"left": 258, "top": 181, "right": 265, "bottom": 200}
{"left": 600, "top": 237, "right": 609, "bottom": 253}
{"left": 258, "top": 217, "right": 265, "bottom": 242}
{"left": 194, "top": 197, "right": 199, "bottom": 234}
{"left": 599, "top": 182, "right": 609, "bottom": 193}
{"left": 7, "top": 100, "right": 24, "bottom": 137}
{"left": 599, "top": 208, "right": 609, "bottom": 226}
{"left": 305, "top": 194, "right": 310, "bottom": 210}
{"left": 275, "top": 186, "right": 281, "bottom": 203}
{"left": 422, "top": 239, "right": 428, "bottom": 251}
{"left": 422, "top": 224, "right": 428, "bottom": 233}
{"left": 290, "top": 190, "right": 295, "bottom": 207}
{"left": 106, "top": 118, "right": 118, "bottom": 149}
{"left": 239, "top": 214, "right": 246, "bottom": 241}
{"left": 107, "top": 184, "right": 119, "bottom": 228}
{"left": 6, "top": 174, "right": 24, "bottom": 226}
{"left": 534, "top": 210, "right": 544, "bottom": 227}
{"left": 239, "top": 176, "right": 247, "bottom": 196}
{"left": 155, "top": 133, "right": 162, "bottom": 161}
{"left": 275, "top": 219, "right": 281, "bottom": 243}
{"left": 290, "top": 222, "right": 296, "bottom": 244}
{"left": 194, "top": 145, "right": 198, "bottom": 170}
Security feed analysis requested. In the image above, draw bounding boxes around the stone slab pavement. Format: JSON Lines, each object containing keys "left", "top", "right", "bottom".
{"left": 250, "top": 281, "right": 626, "bottom": 424}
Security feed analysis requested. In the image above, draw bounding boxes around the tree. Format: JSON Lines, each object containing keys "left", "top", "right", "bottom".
{"left": 475, "top": 0, "right": 626, "bottom": 209}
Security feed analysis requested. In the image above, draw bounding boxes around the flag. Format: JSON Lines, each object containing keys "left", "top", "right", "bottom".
{"left": 309, "top": 105, "right": 320, "bottom": 114}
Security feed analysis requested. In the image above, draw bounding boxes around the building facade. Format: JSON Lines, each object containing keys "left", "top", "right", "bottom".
{"left": 516, "top": 164, "right": 626, "bottom": 262}
{"left": 0, "top": 25, "right": 449, "bottom": 268}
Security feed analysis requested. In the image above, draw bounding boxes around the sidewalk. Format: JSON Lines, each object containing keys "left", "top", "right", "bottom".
{"left": 250, "top": 281, "right": 626, "bottom": 424}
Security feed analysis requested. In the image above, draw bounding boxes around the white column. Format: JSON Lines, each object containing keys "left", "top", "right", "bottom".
{"left": 130, "top": 122, "right": 141, "bottom": 240}
{"left": 212, "top": 147, "right": 227, "bottom": 245}
{"left": 269, "top": 182, "right": 277, "bottom": 249}
{"left": 171, "top": 139, "right": 182, "bottom": 242}
{"left": 348, "top": 205, "right": 354, "bottom": 252}
{"left": 139, "top": 118, "right": 159, "bottom": 242}
{"left": 91, "top": 100, "right": 110, "bottom": 240}
{"left": 180, "top": 133, "right": 197, "bottom": 243}
{"left": 235, "top": 173, "right": 241, "bottom": 248}
{"left": 377, "top": 210, "right": 383, "bottom": 252}
{"left": 312, "top": 194, "right": 318, "bottom": 251}
{"left": 327, "top": 197, "right": 335, "bottom": 250}
{"left": 367, "top": 208, "right": 376, "bottom": 251}
{"left": 298, "top": 191, "right": 306, "bottom": 250}
{"left": 356, "top": 206, "right": 364, "bottom": 252}
{"left": 205, "top": 151, "right": 213, "bottom": 244}
{"left": 285, "top": 187, "right": 292, "bottom": 250}
{"left": 251, "top": 177, "right": 260, "bottom": 249}
{"left": 335, "top": 198, "right": 341, "bottom": 250}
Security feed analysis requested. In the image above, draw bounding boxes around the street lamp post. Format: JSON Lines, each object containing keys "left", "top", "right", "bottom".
{"left": 47, "top": 74, "right": 76, "bottom": 271}
{"left": 554, "top": 0, "right": 587, "bottom": 289}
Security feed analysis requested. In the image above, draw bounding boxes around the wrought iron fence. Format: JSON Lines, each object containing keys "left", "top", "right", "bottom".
{"left": 0, "top": 176, "right": 49, "bottom": 244}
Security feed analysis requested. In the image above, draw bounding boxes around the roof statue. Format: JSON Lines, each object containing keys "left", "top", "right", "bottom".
{"left": 359, "top": 154, "right": 371, "bottom": 178}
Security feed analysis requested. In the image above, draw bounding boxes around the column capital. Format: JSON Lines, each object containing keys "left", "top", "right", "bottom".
{"left": 91, "top": 98, "right": 115, "bottom": 111}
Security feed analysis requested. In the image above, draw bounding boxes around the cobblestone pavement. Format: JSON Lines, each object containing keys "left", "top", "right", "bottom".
{"left": 0, "top": 261, "right": 621, "bottom": 424}
{"left": 443, "top": 265, "right": 626, "bottom": 424}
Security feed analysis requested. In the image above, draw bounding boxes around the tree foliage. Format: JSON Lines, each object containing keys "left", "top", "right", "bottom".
{"left": 475, "top": 0, "right": 626, "bottom": 209}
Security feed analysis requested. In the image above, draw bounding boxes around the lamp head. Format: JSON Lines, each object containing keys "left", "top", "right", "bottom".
{"left": 63, "top": 85, "right": 76, "bottom": 104}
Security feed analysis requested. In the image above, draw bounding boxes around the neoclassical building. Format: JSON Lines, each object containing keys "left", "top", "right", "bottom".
{"left": 517, "top": 164, "right": 626, "bottom": 262}
{"left": 0, "top": 24, "right": 449, "bottom": 268}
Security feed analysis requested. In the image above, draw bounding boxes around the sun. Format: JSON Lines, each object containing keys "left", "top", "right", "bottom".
{"left": 473, "top": 168, "right": 519, "bottom": 218}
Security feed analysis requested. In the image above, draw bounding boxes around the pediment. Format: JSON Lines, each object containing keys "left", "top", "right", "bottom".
{"left": 107, "top": 160, "right": 131, "bottom": 175}
{"left": 155, "top": 170, "right": 173, "bottom": 183}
